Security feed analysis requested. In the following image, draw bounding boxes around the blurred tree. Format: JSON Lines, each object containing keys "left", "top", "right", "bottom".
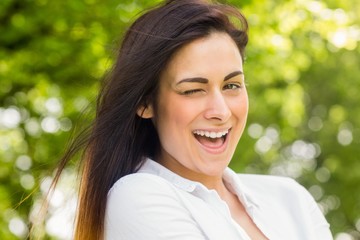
{"left": 0, "top": 0, "right": 359, "bottom": 239}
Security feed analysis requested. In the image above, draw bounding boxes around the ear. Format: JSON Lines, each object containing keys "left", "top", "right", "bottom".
{"left": 136, "top": 103, "right": 154, "bottom": 119}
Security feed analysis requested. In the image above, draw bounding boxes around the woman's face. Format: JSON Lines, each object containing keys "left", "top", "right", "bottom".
{"left": 145, "top": 32, "right": 248, "bottom": 182}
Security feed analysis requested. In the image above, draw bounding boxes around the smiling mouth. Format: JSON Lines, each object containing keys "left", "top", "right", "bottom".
{"left": 193, "top": 129, "right": 230, "bottom": 149}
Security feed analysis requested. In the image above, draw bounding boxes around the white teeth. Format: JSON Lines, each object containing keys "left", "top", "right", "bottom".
{"left": 193, "top": 129, "right": 229, "bottom": 139}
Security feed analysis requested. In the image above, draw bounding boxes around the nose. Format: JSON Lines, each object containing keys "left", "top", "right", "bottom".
{"left": 203, "top": 91, "right": 231, "bottom": 122}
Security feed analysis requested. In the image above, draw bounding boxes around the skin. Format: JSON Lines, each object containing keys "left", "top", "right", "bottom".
{"left": 139, "top": 32, "right": 268, "bottom": 239}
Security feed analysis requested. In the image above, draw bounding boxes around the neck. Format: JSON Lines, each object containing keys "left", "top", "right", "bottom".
{"left": 155, "top": 155, "right": 231, "bottom": 197}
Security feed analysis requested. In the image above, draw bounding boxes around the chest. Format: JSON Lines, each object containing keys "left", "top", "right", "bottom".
{"left": 228, "top": 199, "right": 268, "bottom": 240}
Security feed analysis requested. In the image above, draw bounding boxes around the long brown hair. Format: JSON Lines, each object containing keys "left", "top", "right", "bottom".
{"left": 47, "top": 0, "right": 248, "bottom": 239}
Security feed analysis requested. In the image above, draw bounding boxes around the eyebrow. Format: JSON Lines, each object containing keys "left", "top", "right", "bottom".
{"left": 176, "top": 70, "right": 243, "bottom": 85}
{"left": 224, "top": 70, "right": 243, "bottom": 81}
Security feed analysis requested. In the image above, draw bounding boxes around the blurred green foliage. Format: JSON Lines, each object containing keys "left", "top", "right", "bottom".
{"left": 0, "top": 0, "right": 359, "bottom": 239}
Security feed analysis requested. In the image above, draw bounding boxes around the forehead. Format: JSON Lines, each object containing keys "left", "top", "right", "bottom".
{"left": 162, "top": 32, "right": 243, "bottom": 82}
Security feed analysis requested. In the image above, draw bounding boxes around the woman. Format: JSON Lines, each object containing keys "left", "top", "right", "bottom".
{"left": 49, "top": 0, "right": 333, "bottom": 239}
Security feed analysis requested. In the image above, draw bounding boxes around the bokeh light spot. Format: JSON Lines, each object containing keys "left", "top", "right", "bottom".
{"left": 9, "top": 217, "right": 28, "bottom": 238}
{"left": 16, "top": 155, "right": 32, "bottom": 171}
{"left": 337, "top": 128, "right": 353, "bottom": 146}
{"left": 41, "top": 117, "right": 60, "bottom": 133}
{"left": 335, "top": 232, "right": 353, "bottom": 240}
{"left": 248, "top": 123, "right": 263, "bottom": 139}
{"left": 20, "top": 174, "right": 35, "bottom": 190}
{"left": 0, "top": 107, "right": 21, "bottom": 129}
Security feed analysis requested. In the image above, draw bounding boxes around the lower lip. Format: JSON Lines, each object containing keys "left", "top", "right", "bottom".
{"left": 195, "top": 129, "right": 231, "bottom": 154}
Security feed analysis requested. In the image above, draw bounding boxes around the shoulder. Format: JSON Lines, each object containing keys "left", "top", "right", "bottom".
{"left": 238, "top": 174, "right": 305, "bottom": 193}
{"left": 107, "top": 172, "right": 179, "bottom": 208}
{"left": 238, "top": 173, "right": 297, "bottom": 184}
{"left": 237, "top": 174, "right": 313, "bottom": 205}
{"left": 105, "top": 173, "right": 180, "bottom": 238}
{"left": 236, "top": 174, "right": 324, "bottom": 218}
{"left": 236, "top": 174, "right": 332, "bottom": 239}
{"left": 109, "top": 172, "right": 174, "bottom": 193}
{"left": 105, "top": 173, "right": 204, "bottom": 239}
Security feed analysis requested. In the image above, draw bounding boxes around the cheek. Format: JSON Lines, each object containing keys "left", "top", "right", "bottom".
{"left": 230, "top": 93, "right": 249, "bottom": 118}
{"left": 158, "top": 97, "right": 199, "bottom": 127}
{"left": 155, "top": 98, "right": 198, "bottom": 155}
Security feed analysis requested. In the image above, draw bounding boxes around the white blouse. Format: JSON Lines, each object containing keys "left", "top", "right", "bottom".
{"left": 105, "top": 159, "right": 333, "bottom": 240}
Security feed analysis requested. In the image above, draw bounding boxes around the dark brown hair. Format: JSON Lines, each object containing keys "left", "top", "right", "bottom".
{"left": 49, "top": 0, "right": 248, "bottom": 239}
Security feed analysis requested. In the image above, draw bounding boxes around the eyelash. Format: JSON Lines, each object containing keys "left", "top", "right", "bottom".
{"left": 223, "top": 83, "right": 242, "bottom": 90}
{"left": 181, "top": 83, "right": 243, "bottom": 95}
{"left": 182, "top": 89, "right": 202, "bottom": 95}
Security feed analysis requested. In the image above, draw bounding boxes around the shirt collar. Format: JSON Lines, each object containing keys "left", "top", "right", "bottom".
{"left": 223, "top": 167, "right": 260, "bottom": 208}
{"left": 138, "top": 158, "right": 259, "bottom": 208}
{"left": 138, "top": 158, "right": 197, "bottom": 192}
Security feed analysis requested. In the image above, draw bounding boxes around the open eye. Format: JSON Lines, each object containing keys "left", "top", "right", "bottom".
{"left": 223, "top": 83, "right": 242, "bottom": 90}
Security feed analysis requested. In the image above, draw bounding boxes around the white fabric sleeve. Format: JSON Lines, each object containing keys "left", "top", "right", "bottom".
{"left": 104, "top": 173, "right": 206, "bottom": 240}
{"left": 237, "top": 174, "right": 333, "bottom": 239}
{"left": 297, "top": 182, "right": 334, "bottom": 240}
